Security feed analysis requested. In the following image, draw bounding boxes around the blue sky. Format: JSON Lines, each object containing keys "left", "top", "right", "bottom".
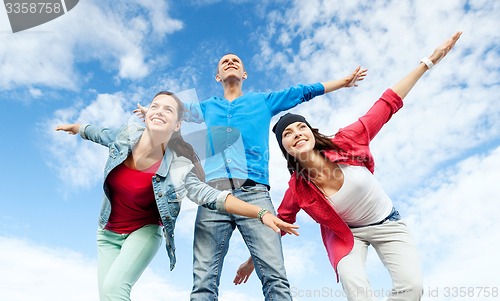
{"left": 1, "top": 0, "right": 499, "bottom": 300}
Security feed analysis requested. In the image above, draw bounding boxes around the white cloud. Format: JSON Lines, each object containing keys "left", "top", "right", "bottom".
{"left": 406, "top": 146, "right": 500, "bottom": 289}
{"left": 0, "top": 0, "right": 183, "bottom": 90}
{"left": 156, "top": 66, "right": 203, "bottom": 94}
{"left": 188, "top": 0, "right": 254, "bottom": 6}
{"left": 137, "top": 0, "right": 183, "bottom": 36}
{"left": 0, "top": 236, "right": 99, "bottom": 301}
{"left": 28, "top": 87, "right": 43, "bottom": 98}
{"left": 254, "top": 0, "right": 500, "bottom": 199}
{"left": 283, "top": 241, "right": 319, "bottom": 280}
{"left": 76, "top": 93, "right": 130, "bottom": 126}
{"left": 0, "top": 236, "right": 195, "bottom": 301}
{"left": 46, "top": 92, "right": 134, "bottom": 188}
{"left": 251, "top": 0, "right": 500, "bottom": 294}
{"left": 118, "top": 50, "right": 149, "bottom": 80}
{"left": 219, "top": 291, "right": 262, "bottom": 301}
{"left": 30, "top": 1, "right": 500, "bottom": 298}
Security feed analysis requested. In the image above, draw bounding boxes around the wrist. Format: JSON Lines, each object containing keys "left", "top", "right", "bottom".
{"left": 342, "top": 77, "right": 352, "bottom": 88}
{"left": 420, "top": 57, "right": 434, "bottom": 70}
{"left": 257, "top": 208, "right": 269, "bottom": 224}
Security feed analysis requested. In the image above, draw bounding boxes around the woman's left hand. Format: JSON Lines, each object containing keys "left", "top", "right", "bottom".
{"left": 261, "top": 213, "right": 300, "bottom": 236}
{"left": 429, "top": 31, "right": 462, "bottom": 65}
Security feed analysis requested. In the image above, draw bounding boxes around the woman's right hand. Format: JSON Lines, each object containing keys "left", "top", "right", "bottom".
{"left": 261, "top": 212, "right": 300, "bottom": 236}
{"left": 55, "top": 124, "right": 80, "bottom": 135}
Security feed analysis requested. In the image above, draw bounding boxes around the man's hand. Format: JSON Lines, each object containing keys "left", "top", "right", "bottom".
{"left": 233, "top": 257, "right": 255, "bottom": 285}
{"left": 345, "top": 66, "right": 368, "bottom": 88}
{"left": 322, "top": 66, "right": 368, "bottom": 93}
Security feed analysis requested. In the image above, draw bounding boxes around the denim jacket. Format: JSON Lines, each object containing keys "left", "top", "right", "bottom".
{"left": 79, "top": 123, "right": 229, "bottom": 270}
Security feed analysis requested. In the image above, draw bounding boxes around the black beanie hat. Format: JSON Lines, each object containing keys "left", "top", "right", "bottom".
{"left": 272, "top": 113, "right": 312, "bottom": 152}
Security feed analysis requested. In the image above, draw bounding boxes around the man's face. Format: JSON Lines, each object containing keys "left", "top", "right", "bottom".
{"left": 216, "top": 54, "right": 246, "bottom": 82}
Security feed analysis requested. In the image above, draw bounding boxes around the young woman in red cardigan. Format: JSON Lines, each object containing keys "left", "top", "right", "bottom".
{"left": 234, "top": 31, "right": 462, "bottom": 300}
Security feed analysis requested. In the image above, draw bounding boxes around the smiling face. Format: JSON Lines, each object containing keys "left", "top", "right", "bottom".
{"left": 215, "top": 54, "right": 247, "bottom": 83}
{"left": 281, "top": 121, "right": 316, "bottom": 159}
{"left": 145, "top": 94, "right": 181, "bottom": 138}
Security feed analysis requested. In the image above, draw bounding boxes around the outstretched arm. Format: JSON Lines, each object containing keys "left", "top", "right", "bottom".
{"left": 331, "top": 32, "right": 462, "bottom": 150}
{"left": 55, "top": 124, "right": 80, "bottom": 135}
{"left": 321, "top": 66, "right": 368, "bottom": 93}
{"left": 56, "top": 123, "right": 124, "bottom": 146}
{"left": 184, "top": 172, "right": 299, "bottom": 235}
{"left": 392, "top": 31, "right": 462, "bottom": 100}
{"left": 224, "top": 194, "right": 300, "bottom": 236}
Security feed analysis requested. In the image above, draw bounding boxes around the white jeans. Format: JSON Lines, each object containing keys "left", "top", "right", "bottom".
{"left": 337, "top": 220, "right": 423, "bottom": 301}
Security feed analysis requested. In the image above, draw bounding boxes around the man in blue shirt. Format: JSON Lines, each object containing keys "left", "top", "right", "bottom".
{"left": 138, "top": 54, "right": 366, "bottom": 300}
{"left": 187, "top": 54, "right": 367, "bottom": 301}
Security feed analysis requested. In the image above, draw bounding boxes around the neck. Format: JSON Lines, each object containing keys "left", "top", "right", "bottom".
{"left": 297, "top": 150, "right": 332, "bottom": 181}
{"left": 135, "top": 130, "right": 168, "bottom": 159}
{"left": 222, "top": 80, "right": 243, "bottom": 101}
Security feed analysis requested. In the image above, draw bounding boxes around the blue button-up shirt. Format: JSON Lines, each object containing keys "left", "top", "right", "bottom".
{"left": 184, "top": 83, "right": 325, "bottom": 185}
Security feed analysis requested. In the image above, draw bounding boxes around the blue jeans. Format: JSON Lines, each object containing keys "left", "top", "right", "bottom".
{"left": 97, "top": 224, "right": 162, "bottom": 301}
{"left": 190, "top": 184, "right": 292, "bottom": 301}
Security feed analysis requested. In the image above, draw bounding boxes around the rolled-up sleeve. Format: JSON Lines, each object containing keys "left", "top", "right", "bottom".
{"left": 78, "top": 124, "right": 125, "bottom": 147}
{"left": 215, "top": 191, "right": 231, "bottom": 213}
{"left": 78, "top": 124, "right": 90, "bottom": 140}
{"left": 183, "top": 102, "right": 205, "bottom": 123}
{"left": 184, "top": 171, "right": 230, "bottom": 213}
{"left": 337, "top": 88, "right": 403, "bottom": 145}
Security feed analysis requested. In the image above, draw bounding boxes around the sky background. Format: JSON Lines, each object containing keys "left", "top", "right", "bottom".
{"left": 1, "top": 0, "right": 499, "bottom": 300}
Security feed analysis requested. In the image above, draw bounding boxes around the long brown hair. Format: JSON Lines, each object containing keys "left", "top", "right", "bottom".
{"left": 153, "top": 91, "right": 205, "bottom": 181}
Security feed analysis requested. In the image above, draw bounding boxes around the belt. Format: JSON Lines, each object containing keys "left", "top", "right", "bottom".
{"left": 349, "top": 207, "right": 401, "bottom": 229}
{"left": 207, "top": 178, "right": 268, "bottom": 191}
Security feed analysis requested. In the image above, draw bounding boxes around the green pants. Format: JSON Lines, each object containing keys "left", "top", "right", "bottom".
{"left": 97, "top": 224, "right": 162, "bottom": 301}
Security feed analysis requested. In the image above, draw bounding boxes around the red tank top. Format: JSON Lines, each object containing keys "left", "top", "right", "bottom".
{"left": 105, "top": 160, "right": 162, "bottom": 234}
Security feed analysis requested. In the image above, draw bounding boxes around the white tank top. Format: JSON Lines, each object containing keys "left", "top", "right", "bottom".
{"left": 326, "top": 164, "right": 393, "bottom": 227}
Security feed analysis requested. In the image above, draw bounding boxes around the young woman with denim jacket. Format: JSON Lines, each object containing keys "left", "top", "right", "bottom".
{"left": 56, "top": 91, "right": 299, "bottom": 301}
{"left": 234, "top": 32, "right": 462, "bottom": 301}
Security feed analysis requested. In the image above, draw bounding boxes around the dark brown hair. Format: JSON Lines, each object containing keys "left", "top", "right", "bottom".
{"left": 152, "top": 91, "right": 205, "bottom": 181}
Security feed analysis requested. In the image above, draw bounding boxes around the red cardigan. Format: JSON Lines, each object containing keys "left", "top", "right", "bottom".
{"left": 277, "top": 89, "right": 403, "bottom": 281}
